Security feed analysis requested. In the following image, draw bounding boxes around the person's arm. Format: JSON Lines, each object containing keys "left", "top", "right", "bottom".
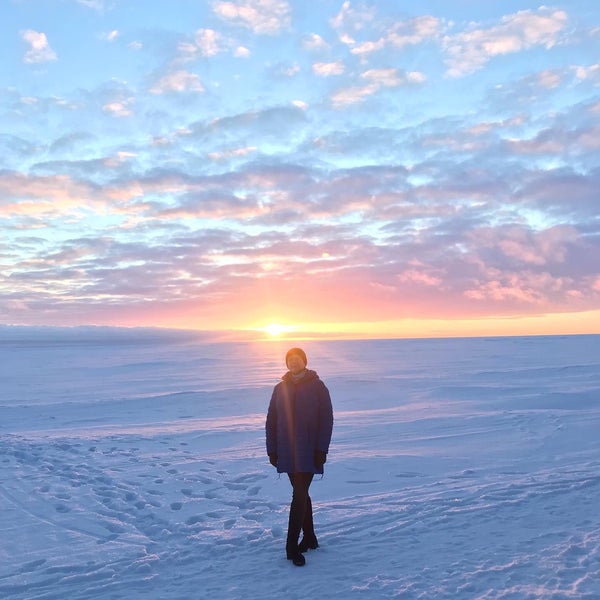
{"left": 316, "top": 382, "right": 333, "bottom": 454}
{"left": 265, "top": 386, "right": 278, "bottom": 465}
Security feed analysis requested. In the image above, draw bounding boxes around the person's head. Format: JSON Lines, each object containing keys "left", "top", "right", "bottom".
{"left": 285, "top": 347, "right": 307, "bottom": 375}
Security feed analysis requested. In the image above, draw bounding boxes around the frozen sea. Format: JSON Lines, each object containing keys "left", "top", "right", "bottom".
{"left": 1, "top": 328, "right": 599, "bottom": 599}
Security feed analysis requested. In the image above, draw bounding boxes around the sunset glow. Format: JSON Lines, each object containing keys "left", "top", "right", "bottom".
{"left": 2, "top": 1, "right": 600, "bottom": 338}
{"left": 262, "top": 323, "right": 298, "bottom": 338}
{"left": 240, "top": 310, "right": 600, "bottom": 342}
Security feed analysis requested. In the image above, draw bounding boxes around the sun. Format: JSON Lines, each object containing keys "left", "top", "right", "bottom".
{"left": 263, "top": 323, "right": 296, "bottom": 337}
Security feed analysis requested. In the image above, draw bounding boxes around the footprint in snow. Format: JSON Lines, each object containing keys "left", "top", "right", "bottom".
{"left": 224, "top": 482, "right": 247, "bottom": 491}
{"left": 186, "top": 515, "right": 205, "bottom": 525}
{"left": 232, "top": 473, "right": 268, "bottom": 484}
{"left": 19, "top": 559, "right": 47, "bottom": 572}
{"left": 206, "top": 511, "right": 225, "bottom": 519}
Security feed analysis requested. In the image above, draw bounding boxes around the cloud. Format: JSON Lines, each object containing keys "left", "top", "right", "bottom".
{"left": 178, "top": 29, "right": 223, "bottom": 60}
{"left": 193, "top": 28, "right": 221, "bottom": 57}
{"left": 270, "top": 62, "right": 300, "bottom": 78}
{"left": 21, "top": 30, "right": 57, "bottom": 64}
{"left": 0, "top": 171, "right": 104, "bottom": 219}
{"left": 208, "top": 146, "right": 258, "bottom": 162}
{"left": 4, "top": 150, "right": 599, "bottom": 327}
{"left": 330, "top": 10, "right": 442, "bottom": 58}
{"left": 349, "top": 38, "right": 385, "bottom": 56}
{"left": 397, "top": 265, "right": 443, "bottom": 287}
{"left": 188, "top": 105, "right": 307, "bottom": 143}
{"left": 506, "top": 118, "right": 600, "bottom": 156}
{"left": 464, "top": 273, "right": 550, "bottom": 304}
{"left": 477, "top": 225, "right": 578, "bottom": 267}
{"left": 537, "top": 69, "right": 563, "bottom": 89}
{"left": 178, "top": 28, "right": 250, "bottom": 61}
{"left": 104, "top": 30, "right": 119, "bottom": 42}
{"left": 574, "top": 63, "right": 600, "bottom": 84}
{"left": 349, "top": 15, "right": 443, "bottom": 56}
{"left": 387, "top": 15, "right": 443, "bottom": 48}
{"left": 330, "top": 1, "right": 376, "bottom": 33}
{"left": 312, "top": 61, "right": 345, "bottom": 77}
{"left": 48, "top": 132, "right": 96, "bottom": 154}
{"left": 102, "top": 98, "right": 135, "bottom": 116}
{"left": 303, "top": 33, "right": 329, "bottom": 51}
{"left": 213, "top": 0, "right": 291, "bottom": 35}
{"left": 330, "top": 83, "right": 379, "bottom": 107}
{"left": 443, "top": 8, "right": 568, "bottom": 77}
{"left": 149, "top": 70, "right": 205, "bottom": 94}
{"left": 331, "top": 68, "right": 426, "bottom": 107}
{"left": 362, "top": 68, "right": 424, "bottom": 87}
{"left": 235, "top": 46, "right": 251, "bottom": 58}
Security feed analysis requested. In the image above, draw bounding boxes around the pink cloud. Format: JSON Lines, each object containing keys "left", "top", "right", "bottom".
{"left": 443, "top": 8, "right": 568, "bottom": 77}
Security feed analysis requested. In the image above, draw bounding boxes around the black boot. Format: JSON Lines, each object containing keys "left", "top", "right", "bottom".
{"left": 286, "top": 518, "right": 306, "bottom": 566}
{"left": 286, "top": 549, "right": 306, "bottom": 566}
{"left": 286, "top": 485, "right": 307, "bottom": 566}
{"left": 298, "top": 494, "right": 319, "bottom": 552}
{"left": 298, "top": 535, "right": 319, "bottom": 552}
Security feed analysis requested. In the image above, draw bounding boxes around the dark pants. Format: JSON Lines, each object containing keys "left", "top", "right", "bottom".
{"left": 286, "top": 473, "right": 315, "bottom": 552}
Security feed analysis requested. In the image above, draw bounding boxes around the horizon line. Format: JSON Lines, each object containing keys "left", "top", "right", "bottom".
{"left": 0, "top": 323, "right": 598, "bottom": 344}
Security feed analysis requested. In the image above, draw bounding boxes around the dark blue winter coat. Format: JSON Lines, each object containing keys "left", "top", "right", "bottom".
{"left": 265, "top": 369, "right": 333, "bottom": 474}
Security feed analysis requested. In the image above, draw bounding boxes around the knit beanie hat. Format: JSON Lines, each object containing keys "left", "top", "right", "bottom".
{"left": 285, "top": 347, "right": 307, "bottom": 367}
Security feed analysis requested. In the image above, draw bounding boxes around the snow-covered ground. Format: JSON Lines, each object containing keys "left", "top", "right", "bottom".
{"left": 1, "top": 330, "right": 599, "bottom": 599}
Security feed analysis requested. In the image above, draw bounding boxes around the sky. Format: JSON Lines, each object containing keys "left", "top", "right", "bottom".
{"left": 1, "top": 0, "right": 600, "bottom": 339}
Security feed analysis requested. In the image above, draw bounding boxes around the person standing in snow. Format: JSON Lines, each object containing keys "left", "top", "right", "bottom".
{"left": 265, "top": 347, "right": 334, "bottom": 567}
